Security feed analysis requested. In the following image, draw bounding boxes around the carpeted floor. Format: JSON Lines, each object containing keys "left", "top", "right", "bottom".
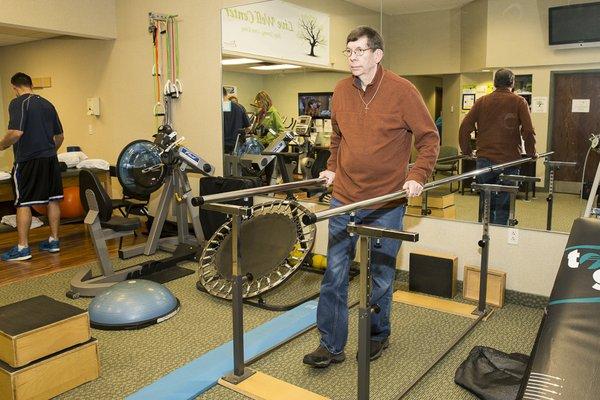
{"left": 198, "top": 294, "right": 542, "bottom": 400}
{"left": 0, "top": 254, "right": 543, "bottom": 400}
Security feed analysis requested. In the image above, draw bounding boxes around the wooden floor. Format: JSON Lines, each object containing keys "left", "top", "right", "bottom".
{"left": 0, "top": 223, "right": 146, "bottom": 288}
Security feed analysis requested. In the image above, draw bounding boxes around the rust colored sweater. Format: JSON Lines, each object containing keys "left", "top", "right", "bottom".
{"left": 459, "top": 88, "right": 536, "bottom": 164}
{"left": 327, "top": 65, "right": 440, "bottom": 208}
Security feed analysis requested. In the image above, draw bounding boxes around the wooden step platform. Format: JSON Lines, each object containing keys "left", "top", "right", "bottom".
{"left": 408, "top": 190, "right": 455, "bottom": 208}
{"left": 219, "top": 370, "right": 329, "bottom": 400}
{"left": 407, "top": 190, "right": 456, "bottom": 219}
{"left": 463, "top": 265, "right": 506, "bottom": 308}
{"left": 393, "top": 290, "right": 478, "bottom": 319}
{"left": 0, "top": 338, "right": 99, "bottom": 400}
{"left": 0, "top": 296, "right": 90, "bottom": 368}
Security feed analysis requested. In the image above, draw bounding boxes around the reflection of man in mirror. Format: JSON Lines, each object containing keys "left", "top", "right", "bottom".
{"left": 459, "top": 68, "right": 537, "bottom": 225}
{"left": 222, "top": 87, "right": 250, "bottom": 154}
{"left": 303, "top": 26, "right": 439, "bottom": 368}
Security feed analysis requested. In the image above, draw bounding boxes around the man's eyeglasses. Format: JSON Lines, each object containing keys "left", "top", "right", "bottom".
{"left": 342, "top": 48, "right": 371, "bottom": 57}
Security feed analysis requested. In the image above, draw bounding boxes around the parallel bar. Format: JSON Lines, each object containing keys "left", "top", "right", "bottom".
{"left": 471, "top": 183, "right": 519, "bottom": 193}
{"left": 304, "top": 152, "right": 553, "bottom": 225}
{"left": 231, "top": 216, "right": 245, "bottom": 377}
{"left": 478, "top": 189, "right": 491, "bottom": 313}
{"left": 357, "top": 235, "right": 371, "bottom": 400}
{"left": 545, "top": 161, "right": 576, "bottom": 230}
{"left": 352, "top": 224, "right": 421, "bottom": 400}
{"left": 547, "top": 168, "right": 555, "bottom": 231}
{"left": 200, "top": 202, "right": 252, "bottom": 217}
{"left": 347, "top": 225, "right": 419, "bottom": 242}
{"left": 583, "top": 160, "right": 600, "bottom": 218}
{"left": 544, "top": 160, "right": 577, "bottom": 167}
{"left": 192, "top": 178, "right": 326, "bottom": 206}
{"left": 500, "top": 174, "right": 541, "bottom": 183}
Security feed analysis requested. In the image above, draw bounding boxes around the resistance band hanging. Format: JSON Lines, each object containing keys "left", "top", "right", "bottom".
{"left": 148, "top": 12, "right": 182, "bottom": 126}
{"left": 164, "top": 15, "right": 182, "bottom": 99}
{"left": 151, "top": 19, "right": 165, "bottom": 120}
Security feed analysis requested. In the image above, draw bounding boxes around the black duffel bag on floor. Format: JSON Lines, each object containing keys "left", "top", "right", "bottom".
{"left": 454, "top": 346, "right": 529, "bottom": 400}
{"left": 199, "top": 176, "right": 262, "bottom": 239}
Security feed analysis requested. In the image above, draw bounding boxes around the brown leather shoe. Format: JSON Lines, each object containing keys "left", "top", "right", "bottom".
{"left": 356, "top": 337, "right": 390, "bottom": 361}
{"left": 303, "top": 345, "right": 346, "bottom": 368}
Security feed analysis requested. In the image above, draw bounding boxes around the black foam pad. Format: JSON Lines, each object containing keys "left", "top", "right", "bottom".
{"left": 519, "top": 218, "right": 600, "bottom": 399}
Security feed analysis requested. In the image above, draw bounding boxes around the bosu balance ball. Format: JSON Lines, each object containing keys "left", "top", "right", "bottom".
{"left": 88, "top": 280, "right": 180, "bottom": 330}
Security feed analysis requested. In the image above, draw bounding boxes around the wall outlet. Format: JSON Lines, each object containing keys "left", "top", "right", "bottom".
{"left": 507, "top": 228, "right": 519, "bottom": 245}
{"left": 88, "top": 124, "right": 93, "bottom": 135}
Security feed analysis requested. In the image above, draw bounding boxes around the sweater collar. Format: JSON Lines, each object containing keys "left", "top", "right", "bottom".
{"left": 353, "top": 64, "right": 384, "bottom": 91}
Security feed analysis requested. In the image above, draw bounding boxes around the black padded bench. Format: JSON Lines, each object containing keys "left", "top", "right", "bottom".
{"left": 518, "top": 218, "right": 600, "bottom": 399}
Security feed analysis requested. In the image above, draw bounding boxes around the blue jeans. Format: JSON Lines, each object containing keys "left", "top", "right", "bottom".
{"left": 317, "top": 198, "right": 405, "bottom": 355}
{"left": 476, "top": 158, "right": 519, "bottom": 225}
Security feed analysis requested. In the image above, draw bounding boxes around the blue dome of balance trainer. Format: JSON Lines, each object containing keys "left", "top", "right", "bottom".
{"left": 89, "top": 280, "right": 180, "bottom": 330}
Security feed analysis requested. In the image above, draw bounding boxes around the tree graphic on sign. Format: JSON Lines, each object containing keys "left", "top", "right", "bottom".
{"left": 297, "top": 15, "right": 326, "bottom": 57}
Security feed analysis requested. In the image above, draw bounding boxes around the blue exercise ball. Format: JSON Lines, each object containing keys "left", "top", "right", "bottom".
{"left": 89, "top": 280, "right": 180, "bottom": 330}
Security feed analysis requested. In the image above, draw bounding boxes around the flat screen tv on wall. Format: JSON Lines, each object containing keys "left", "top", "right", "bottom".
{"left": 298, "top": 92, "right": 332, "bottom": 119}
{"left": 549, "top": 2, "right": 600, "bottom": 49}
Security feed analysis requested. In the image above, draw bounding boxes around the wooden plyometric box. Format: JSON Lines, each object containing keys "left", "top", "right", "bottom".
{"left": 0, "top": 296, "right": 90, "bottom": 368}
{"left": 0, "top": 339, "right": 99, "bottom": 400}
{"left": 463, "top": 266, "right": 506, "bottom": 308}
{"left": 407, "top": 190, "right": 455, "bottom": 209}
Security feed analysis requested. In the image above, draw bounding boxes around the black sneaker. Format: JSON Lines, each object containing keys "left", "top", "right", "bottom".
{"left": 303, "top": 345, "right": 346, "bottom": 368}
{"left": 356, "top": 337, "right": 390, "bottom": 361}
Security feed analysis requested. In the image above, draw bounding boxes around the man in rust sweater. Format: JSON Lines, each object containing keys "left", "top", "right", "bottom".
{"left": 459, "top": 68, "right": 537, "bottom": 225}
{"left": 303, "top": 26, "right": 439, "bottom": 368}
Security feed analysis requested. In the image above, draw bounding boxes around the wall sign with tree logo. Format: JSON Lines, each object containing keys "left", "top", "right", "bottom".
{"left": 297, "top": 15, "right": 327, "bottom": 58}
{"left": 222, "top": 0, "right": 330, "bottom": 66}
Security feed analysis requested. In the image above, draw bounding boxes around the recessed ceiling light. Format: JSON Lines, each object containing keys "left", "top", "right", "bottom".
{"left": 481, "top": 69, "right": 491, "bottom": 72}
{"left": 250, "top": 64, "right": 302, "bottom": 70}
{"left": 221, "top": 58, "right": 262, "bottom": 65}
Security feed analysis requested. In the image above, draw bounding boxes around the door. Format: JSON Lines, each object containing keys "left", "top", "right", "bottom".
{"left": 551, "top": 72, "right": 600, "bottom": 193}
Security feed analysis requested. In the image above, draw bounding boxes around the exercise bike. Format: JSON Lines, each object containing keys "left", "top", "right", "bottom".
{"left": 67, "top": 125, "right": 214, "bottom": 298}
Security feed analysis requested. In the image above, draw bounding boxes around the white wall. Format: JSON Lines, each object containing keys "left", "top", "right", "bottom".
{"left": 405, "top": 76, "right": 443, "bottom": 119}
{"left": 222, "top": 71, "right": 265, "bottom": 111}
{"left": 0, "top": 0, "right": 116, "bottom": 39}
{"left": 0, "top": 38, "right": 114, "bottom": 169}
{"left": 486, "top": 0, "right": 600, "bottom": 68}
{"left": 387, "top": 9, "right": 461, "bottom": 75}
{"left": 460, "top": 0, "right": 487, "bottom": 72}
{"left": 401, "top": 216, "right": 568, "bottom": 296}
{"left": 442, "top": 74, "right": 461, "bottom": 148}
{"left": 262, "top": 71, "right": 346, "bottom": 120}
{"left": 304, "top": 200, "right": 568, "bottom": 297}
